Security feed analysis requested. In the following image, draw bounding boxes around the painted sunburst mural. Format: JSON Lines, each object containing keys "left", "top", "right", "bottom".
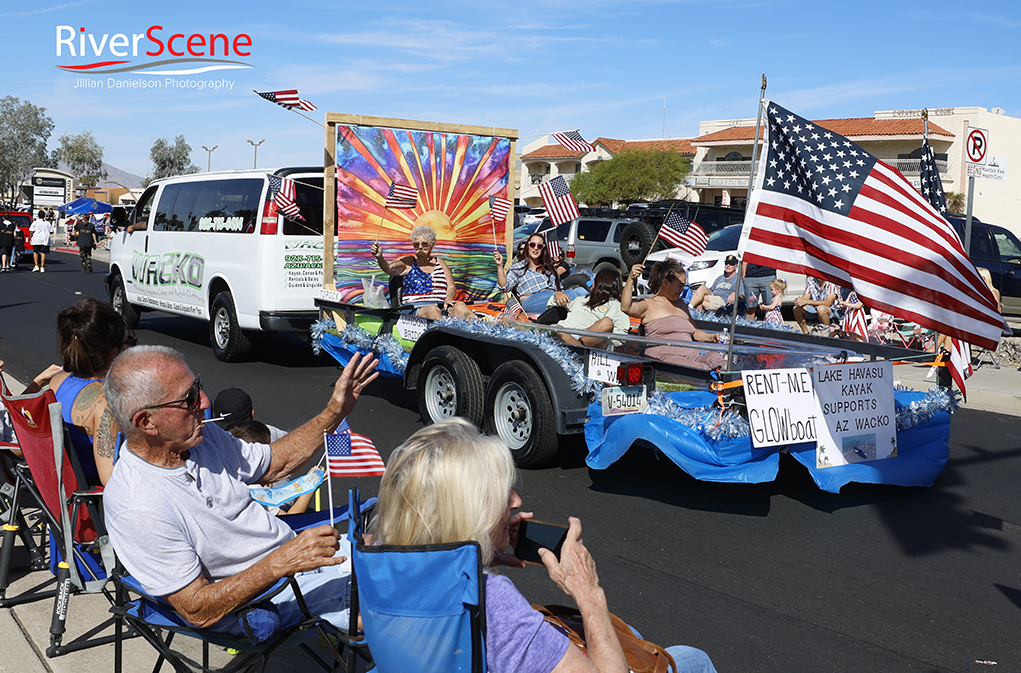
{"left": 334, "top": 124, "right": 512, "bottom": 302}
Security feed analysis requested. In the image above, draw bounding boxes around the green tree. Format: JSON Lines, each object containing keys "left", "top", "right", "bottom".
{"left": 150, "top": 135, "right": 200, "bottom": 180}
{"left": 570, "top": 149, "right": 689, "bottom": 206}
{"left": 0, "top": 96, "right": 54, "bottom": 205}
{"left": 946, "top": 191, "right": 966, "bottom": 214}
{"left": 54, "top": 130, "right": 106, "bottom": 187}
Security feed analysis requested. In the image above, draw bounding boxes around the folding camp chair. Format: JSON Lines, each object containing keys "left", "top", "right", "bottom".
{"left": 0, "top": 382, "right": 120, "bottom": 656}
{"left": 345, "top": 489, "right": 486, "bottom": 673}
{"left": 111, "top": 499, "right": 378, "bottom": 673}
{"left": 0, "top": 446, "right": 50, "bottom": 582}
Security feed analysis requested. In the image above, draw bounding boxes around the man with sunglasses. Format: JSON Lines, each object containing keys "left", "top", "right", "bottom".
{"left": 102, "top": 346, "right": 378, "bottom": 635}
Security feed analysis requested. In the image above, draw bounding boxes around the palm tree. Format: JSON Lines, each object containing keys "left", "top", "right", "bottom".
{"left": 946, "top": 192, "right": 966, "bottom": 214}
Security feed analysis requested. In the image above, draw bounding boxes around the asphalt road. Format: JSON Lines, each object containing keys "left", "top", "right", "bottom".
{"left": 2, "top": 251, "right": 1020, "bottom": 673}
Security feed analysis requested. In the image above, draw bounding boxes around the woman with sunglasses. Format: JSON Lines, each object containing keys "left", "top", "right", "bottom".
{"left": 371, "top": 225, "right": 472, "bottom": 319}
{"left": 495, "top": 233, "right": 587, "bottom": 314}
{"left": 47, "top": 297, "right": 137, "bottom": 485}
{"left": 622, "top": 261, "right": 723, "bottom": 370}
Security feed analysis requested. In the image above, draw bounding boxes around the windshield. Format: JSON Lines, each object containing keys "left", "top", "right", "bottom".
{"left": 705, "top": 224, "right": 743, "bottom": 252}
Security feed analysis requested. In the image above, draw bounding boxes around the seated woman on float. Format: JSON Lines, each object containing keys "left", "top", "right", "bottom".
{"left": 622, "top": 260, "right": 724, "bottom": 371}
{"left": 371, "top": 225, "right": 472, "bottom": 320}
{"left": 494, "top": 233, "right": 588, "bottom": 314}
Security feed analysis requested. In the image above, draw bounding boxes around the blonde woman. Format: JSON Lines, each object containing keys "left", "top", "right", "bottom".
{"left": 373, "top": 419, "right": 717, "bottom": 673}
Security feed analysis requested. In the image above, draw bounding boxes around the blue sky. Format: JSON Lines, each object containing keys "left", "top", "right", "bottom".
{"left": 4, "top": 0, "right": 1020, "bottom": 180}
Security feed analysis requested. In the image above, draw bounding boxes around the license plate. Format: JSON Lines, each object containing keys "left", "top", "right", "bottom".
{"left": 601, "top": 385, "right": 647, "bottom": 416}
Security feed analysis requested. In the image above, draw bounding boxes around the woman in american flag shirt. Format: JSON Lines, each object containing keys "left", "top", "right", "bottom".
{"left": 372, "top": 225, "right": 472, "bottom": 319}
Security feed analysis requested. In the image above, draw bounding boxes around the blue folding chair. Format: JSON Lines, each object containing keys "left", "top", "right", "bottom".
{"left": 346, "top": 489, "right": 486, "bottom": 673}
{"left": 112, "top": 499, "right": 377, "bottom": 673}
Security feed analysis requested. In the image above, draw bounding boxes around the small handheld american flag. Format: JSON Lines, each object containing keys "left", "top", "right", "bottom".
{"left": 385, "top": 182, "right": 419, "bottom": 209}
{"left": 269, "top": 176, "right": 304, "bottom": 222}
{"left": 658, "top": 211, "right": 708, "bottom": 258}
{"left": 324, "top": 420, "right": 385, "bottom": 478}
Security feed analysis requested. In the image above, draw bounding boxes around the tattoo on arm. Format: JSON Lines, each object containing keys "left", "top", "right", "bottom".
{"left": 73, "top": 382, "right": 103, "bottom": 425}
{"left": 95, "top": 409, "right": 116, "bottom": 459}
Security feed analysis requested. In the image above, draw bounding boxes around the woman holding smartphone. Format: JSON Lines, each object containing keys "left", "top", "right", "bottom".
{"left": 372, "top": 419, "right": 717, "bottom": 673}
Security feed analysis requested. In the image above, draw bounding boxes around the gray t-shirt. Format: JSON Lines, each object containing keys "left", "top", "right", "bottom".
{"left": 104, "top": 424, "right": 294, "bottom": 596}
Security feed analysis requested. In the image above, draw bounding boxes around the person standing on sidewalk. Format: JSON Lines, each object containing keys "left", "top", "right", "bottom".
{"left": 76, "top": 214, "right": 96, "bottom": 273}
{"left": 0, "top": 218, "right": 15, "bottom": 272}
{"left": 29, "top": 210, "right": 53, "bottom": 272}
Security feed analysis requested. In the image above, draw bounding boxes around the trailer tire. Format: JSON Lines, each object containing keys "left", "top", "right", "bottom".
{"left": 417, "top": 346, "right": 485, "bottom": 427}
{"left": 110, "top": 274, "right": 140, "bottom": 329}
{"left": 210, "top": 291, "right": 253, "bottom": 362}
{"left": 619, "top": 221, "right": 662, "bottom": 268}
{"left": 484, "top": 360, "right": 558, "bottom": 468}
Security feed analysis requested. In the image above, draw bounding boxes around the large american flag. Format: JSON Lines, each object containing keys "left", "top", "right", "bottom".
{"left": 946, "top": 337, "right": 974, "bottom": 402}
{"left": 738, "top": 101, "right": 1002, "bottom": 352}
{"left": 268, "top": 176, "right": 304, "bottom": 222}
{"left": 658, "top": 210, "right": 708, "bottom": 257}
{"left": 385, "top": 182, "right": 419, "bottom": 209}
{"left": 324, "top": 420, "right": 385, "bottom": 477}
{"left": 255, "top": 89, "right": 317, "bottom": 112}
{"left": 552, "top": 130, "right": 596, "bottom": 154}
{"left": 537, "top": 176, "right": 579, "bottom": 226}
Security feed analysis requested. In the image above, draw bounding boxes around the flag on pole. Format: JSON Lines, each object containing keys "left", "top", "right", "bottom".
{"left": 268, "top": 176, "right": 304, "bottom": 221}
{"left": 919, "top": 120, "right": 947, "bottom": 213}
{"left": 737, "top": 101, "right": 1002, "bottom": 352}
{"left": 537, "top": 176, "right": 579, "bottom": 226}
{"left": 552, "top": 130, "right": 596, "bottom": 154}
{"left": 658, "top": 211, "right": 708, "bottom": 257}
{"left": 385, "top": 182, "right": 418, "bottom": 209}
{"left": 255, "top": 89, "right": 317, "bottom": 112}
{"left": 489, "top": 195, "right": 512, "bottom": 224}
{"left": 504, "top": 295, "right": 524, "bottom": 315}
{"left": 840, "top": 291, "right": 870, "bottom": 340}
{"left": 546, "top": 238, "right": 562, "bottom": 259}
{"left": 324, "top": 420, "right": 385, "bottom": 477}
{"left": 947, "top": 337, "right": 973, "bottom": 401}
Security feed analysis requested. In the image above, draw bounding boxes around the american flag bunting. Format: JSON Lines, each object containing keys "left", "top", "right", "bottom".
{"left": 537, "top": 176, "right": 579, "bottom": 227}
{"left": 385, "top": 182, "right": 419, "bottom": 209}
{"left": 737, "top": 101, "right": 1002, "bottom": 352}
{"left": 658, "top": 210, "right": 708, "bottom": 257}
{"left": 255, "top": 89, "right": 317, "bottom": 112}
{"left": 552, "top": 131, "right": 596, "bottom": 154}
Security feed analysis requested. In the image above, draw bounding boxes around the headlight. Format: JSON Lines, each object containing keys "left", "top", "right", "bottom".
{"left": 688, "top": 259, "right": 718, "bottom": 272}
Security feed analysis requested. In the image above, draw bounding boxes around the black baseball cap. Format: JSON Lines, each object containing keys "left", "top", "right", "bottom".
{"left": 725, "top": 255, "right": 739, "bottom": 265}
{"left": 212, "top": 387, "right": 253, "bottom": 428}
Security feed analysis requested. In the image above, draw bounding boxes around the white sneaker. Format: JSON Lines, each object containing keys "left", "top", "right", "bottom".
{"left": 40, "top": 268, "right": 45, "bottom": 273}
{"left": 32, "top": 266, "right": 39, "bottom": 272}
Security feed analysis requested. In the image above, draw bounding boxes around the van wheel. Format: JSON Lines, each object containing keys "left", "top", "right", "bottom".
{"left": 619, "top": 221, "right": 661, "bottom": 268}
{"left": 416, "top": 346, "right": 485, "bottom": 427}
{"left": 111, "top": 274, "right": 140, "bottom": 329}
{"left": 484, "top": 361, "right": 558, "bottom": 468}
{"left": 210, "top": 291, "right": 253, "bottom": 362}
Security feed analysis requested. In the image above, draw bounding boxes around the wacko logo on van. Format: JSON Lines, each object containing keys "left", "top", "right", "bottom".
{"left": 132, "top": 251, "right": 204, "bottom": 289}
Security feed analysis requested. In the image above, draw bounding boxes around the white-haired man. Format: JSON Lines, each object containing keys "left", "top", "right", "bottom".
{"left": 102, "top": 345, "right": 378, "bottom": 636}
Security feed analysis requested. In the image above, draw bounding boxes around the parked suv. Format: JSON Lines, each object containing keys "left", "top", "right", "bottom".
{"left": 948, "top": 216, "right": 1021, "bottom": 317}
{"left": 618, "top": 201, "right": 746, "bottom": 268}
{"left": 544, "top": 217, "right": 638, "bottom": 273}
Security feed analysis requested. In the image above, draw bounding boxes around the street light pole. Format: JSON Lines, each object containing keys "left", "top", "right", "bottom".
{"left": 201, "top": 145, "right": 218, "bottom": 172}
{"left": 247, "top": 139, "right": 265, "bottom": 169}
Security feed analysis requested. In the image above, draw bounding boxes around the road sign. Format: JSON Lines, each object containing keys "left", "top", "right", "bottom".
{"left": 966, "top": 156, "right": 1007, "bottom": 182}
{"left": 965, "top": 126, "right": 988, "bottom": 164}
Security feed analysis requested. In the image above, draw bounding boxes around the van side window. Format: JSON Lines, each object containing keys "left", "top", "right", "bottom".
{"left": 191, "top": 179, "right": 262, "bottom": 233}
{"left": 130, "top": 186, "right": 158, "bottom": 231}
{"left": 170, "top": 182, "right": 203, "bottom": 231}
{"left": 153, "top": 183, "right": 182, "bottom": 231}
{"left": 283, "top": 177, "right": 325, "bottom": 236}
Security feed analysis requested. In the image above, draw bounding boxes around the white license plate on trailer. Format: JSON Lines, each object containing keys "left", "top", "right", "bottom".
{"left": 601, "top": 385, "right": 647, "bottom": 416}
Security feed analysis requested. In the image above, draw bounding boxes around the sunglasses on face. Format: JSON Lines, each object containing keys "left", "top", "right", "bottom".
{"left": 411, "top": 241, "right": 432, "bottom": 249}
{"left": 136, "top": 377, "right": 203, "bottom": 416}
{"left": 527, "top": 242, "right": 545, "bottom": 249}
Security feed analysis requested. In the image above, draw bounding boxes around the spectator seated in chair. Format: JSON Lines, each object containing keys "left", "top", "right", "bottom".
{"left": 793, "top": 276, "right": 841, "bottom": 335}
{"left": 495, "top": 233, "right": 587, "bottom": 315}
{"left": 688, "top": 255, "right": 756, "bottom": 317}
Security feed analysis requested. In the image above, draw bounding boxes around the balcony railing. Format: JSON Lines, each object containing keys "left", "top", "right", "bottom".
{"left": 690, "top": 158, "right": 950, "bottom": 177}
{"left": 528, "top": 174, "right": 574, "bottom": 186}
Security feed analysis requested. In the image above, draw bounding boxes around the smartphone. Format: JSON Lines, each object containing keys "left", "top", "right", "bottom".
{"left": 514, "top": 520, "right": 568, "bottom": 565}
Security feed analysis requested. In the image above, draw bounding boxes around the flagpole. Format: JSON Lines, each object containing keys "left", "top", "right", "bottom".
{"left": 325, "top": 434, "right": 335, "bottom": 527}
{"left": 375, "top": 210, "right": 389, "bottom": 244}
{"left": 725, "top": 74, "right": 767, "bottom": 372}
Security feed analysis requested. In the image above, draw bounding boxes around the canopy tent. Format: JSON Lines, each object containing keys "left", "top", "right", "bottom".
{"left": 58, "top": 198, "right": 112, "bottom": 215}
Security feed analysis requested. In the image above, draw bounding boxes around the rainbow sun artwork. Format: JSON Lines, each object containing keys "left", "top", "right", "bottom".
{"left": 334, "top": 124, "right": 512, "bottom": 302}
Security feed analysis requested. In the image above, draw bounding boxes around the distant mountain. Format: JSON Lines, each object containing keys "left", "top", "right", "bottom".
{"left": 55, "top": 161, "right": 145, "bottom": 189}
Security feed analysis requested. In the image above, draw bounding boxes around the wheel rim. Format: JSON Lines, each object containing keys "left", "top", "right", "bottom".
{"left": 423, "top": 365, "right": 457, "bottom": 421}
{"left": 112, "top": 285, "right": 123, "bottom": 311}
{"left": 491, "top": 382, "right": 531, "bottom": 450}
{"left": 213, "top": 308, "right": 231, "bottom": 349}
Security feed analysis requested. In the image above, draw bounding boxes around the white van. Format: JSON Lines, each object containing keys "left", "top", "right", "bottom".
{"left": 105, "top": 168, "right": 325, "bottom": 361}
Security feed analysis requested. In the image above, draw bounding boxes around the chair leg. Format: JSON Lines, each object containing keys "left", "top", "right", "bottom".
{"left": 46, "top": 561, "right": 72, "bottom": 657}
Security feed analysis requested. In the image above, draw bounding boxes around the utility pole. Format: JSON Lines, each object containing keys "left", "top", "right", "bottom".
{"left": 247, "top": 139, "right": 265, "bottom": 169}
{"left": 201, "top": 145, "right": 218, "bottom": 172}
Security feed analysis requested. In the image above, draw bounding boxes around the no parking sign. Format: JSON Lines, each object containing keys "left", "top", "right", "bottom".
{"left": 966, "top": 126, "right": 988, "bottom": 165}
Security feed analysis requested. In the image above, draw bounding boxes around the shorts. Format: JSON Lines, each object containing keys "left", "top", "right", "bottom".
{"left": 32, "top": 244, "right": 50, "bottom": 254}
{"left": 703, "top": 295, "right": 726, "bottom": 311}
{"left": 0, "top": 246, "right": 11, "bottom": 257}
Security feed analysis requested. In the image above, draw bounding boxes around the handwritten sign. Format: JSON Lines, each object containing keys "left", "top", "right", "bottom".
{"left": 741, "top": 368, "right": 818, "bottom": 449}
{"left": 587, "top": 350, "right": 629, "bottom": 385}
{"left": 812, "top": 361, "right": 896, "bottom": 468}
